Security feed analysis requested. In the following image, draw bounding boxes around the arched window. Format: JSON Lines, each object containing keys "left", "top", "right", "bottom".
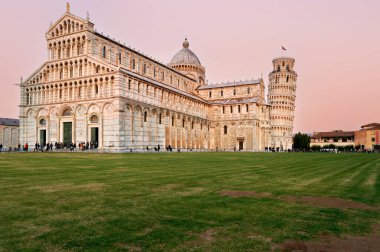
{"left": 90, "top": 115, "right": 99, "bottom": 123}
{"left": 182, "top": 119, "right": 185, "bottom": 128}
{"left": 144, "top": 111, "right": 147, "bottom": 122}
{"left": 230, "top": 106, "right": 233, "bottom": 113}
{"left": 172, "top": 116, "right": 175, "bottom": 127}
{"left": 70, "top": 67, "right": 73, "bottom": 78}
{"left": 96, "top": 66, "right": 100, "bottom": 74}
{"left": 59, "top": 69, "right": 63, "bottom": 80}
{"left": 209, "top": 91, "right": 212, "bottom": 98}
{"left": 247, "top": 87, "right": 250, "bottom": 94}
{"left": 79, "top": 66, "right": 82, "bottom": 77}
{"left": 118, "top": 53, "right": 122, "bottom": 64}
{"left": 132, "top": 59, "right": 136, "bottom": 69}
{"left": 233, "top": 89, "right": 236, "bottom": 95}
{"left": 40, "top": 119, "right": 46, "bottom": 126}
{"left": 159, "top": 114, "right": 162, "bottom": 124}
{"left": 224, "top": 125, "right": 228, "bottom": 135}
{"left": 238, "top": 105, "right": 241, "bottom": 113}
{"left": 286, "top": 76, "right": 289, "bottom": 82}
{"left": 143, "top": 64, "right": 147, "bottom": 74}
{"left": 95, "top": 85, "right": 98, "bottom": 95}
{"left": 128, "top": 80, "right": 131, "bottom": 90}
{"left": 246, "top": 104, "right": 249, "bottom": 112}
{"left": 78, "top": 87, "right": 82, "bottom": 97}
{"left": 222, "top": 106, "right": 225, "bottom": 114}
{"left": 102, "top": 46, "right": 106, "bottom": 58}
{"left": 62, "top": 109, "right": 71, "bottom": 116}
{"left": 192, "top": 121, "right": 194, "bottom": 129}
{"left": 221, "top": 90, "right": 223, "bottom": 97}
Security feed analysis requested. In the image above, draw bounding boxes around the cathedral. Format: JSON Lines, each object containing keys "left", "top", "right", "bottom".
{"left": 19, "top": 4, "right": 297, "bottom": 152}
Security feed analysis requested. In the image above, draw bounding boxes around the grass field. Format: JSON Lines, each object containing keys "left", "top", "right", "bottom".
{"left": 0, "top": 152, "right": 379, "bottom": 251}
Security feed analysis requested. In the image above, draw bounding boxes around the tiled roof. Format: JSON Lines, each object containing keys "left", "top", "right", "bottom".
{"left": 0, "top": 118, "right": 19, "bottom": 126}
{"left": 94, "top": 32, "right": 194, "bottom": 82}
{"left": 120, "top": 68, "right": 208, "bottom": 104}
{"left": 361, "top": 123, "right": 380, "bottom": 130}
{"left": 211, "top": 97, "right": 260, "bottom": 105}
{"left": 312, "top": 130, "right": 354, "bottom": 138}
{"left": 197, "top": 79, "right": 261, "bottom": 90}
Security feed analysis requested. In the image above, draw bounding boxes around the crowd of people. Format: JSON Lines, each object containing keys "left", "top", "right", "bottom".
{"left": 0, "top": 141, "right": 98, "bottom": 152}
{"left": 1, "top": 142, "right": 378, "bottom": 154}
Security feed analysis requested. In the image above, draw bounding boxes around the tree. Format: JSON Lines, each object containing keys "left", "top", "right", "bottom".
{"left": 293, "top": 132, "right": 311, "bottom": 150}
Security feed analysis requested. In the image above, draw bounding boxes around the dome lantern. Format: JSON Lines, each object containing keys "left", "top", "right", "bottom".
{"left": 183, "top": 38, "right": 189, "bottom": 48}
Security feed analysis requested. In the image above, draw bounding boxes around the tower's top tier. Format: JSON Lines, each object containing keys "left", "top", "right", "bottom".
{"left": 272, "top": 57, "right": 295, "bottom": 72}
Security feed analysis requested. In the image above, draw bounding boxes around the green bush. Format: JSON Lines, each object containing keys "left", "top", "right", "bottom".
{"left": 311, "top": 145, "right": 321, "bottom": 152}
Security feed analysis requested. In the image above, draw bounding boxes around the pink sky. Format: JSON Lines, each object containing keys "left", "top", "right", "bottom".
{"left": 0, "top": 0, "right": 379, "bottom": 133}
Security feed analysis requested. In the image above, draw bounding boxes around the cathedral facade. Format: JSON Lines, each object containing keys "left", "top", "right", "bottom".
{"left": 19, "top": 5, "right": 297, "bottom": 152}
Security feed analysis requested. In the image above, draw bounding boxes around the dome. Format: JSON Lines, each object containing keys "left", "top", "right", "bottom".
{"left": 170, "top": 39, "right": 202, "bottom": 66}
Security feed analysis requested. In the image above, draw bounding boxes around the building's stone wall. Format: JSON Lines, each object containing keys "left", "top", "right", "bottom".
{"left": 355, "top": 127, "right": 380, "bottom": 150}
{"left": 268, "top": 57, "right": 297, "bottom": 150}
{"left": 0, "top": 125, "right": 19, "bottom": 148}
{"left": 19, "top": 6, "right": 297, "bottom": 152}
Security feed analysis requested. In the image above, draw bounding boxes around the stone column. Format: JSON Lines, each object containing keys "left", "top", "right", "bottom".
{"left": 84, "top": 113, "right": 88, "bottom": 144}
{"left": 72, "top": 114, "right": 76, "bottom": 144}
{"left": 46, "top": 115, "right": 50, "bottom": 143}
{"left": 99, "top": 113, "right": 103, "bottom": 149}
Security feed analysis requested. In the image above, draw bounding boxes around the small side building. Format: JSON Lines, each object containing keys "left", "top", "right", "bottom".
{"left": 311, "top": 130, "right": 355, "bottom": 148}
{"left": 355, "top": 123, "right": 380, "bottom": 151}
{"left": 0, "top": 118, "right": 20, "bottom": 148}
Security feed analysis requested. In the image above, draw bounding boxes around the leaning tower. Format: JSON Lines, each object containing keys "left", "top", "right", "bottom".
{"left": 268, "top": 57, "right": 297, "bottom": 151}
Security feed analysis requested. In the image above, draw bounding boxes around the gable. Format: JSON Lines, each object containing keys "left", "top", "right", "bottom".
{"left": 24, "top": 56, "right": 118, "bottom": 86}
{"left": 46, "top": 13, "right": 92, "bottom": 39}
{"left": 24, "top": 63, "right": 47, "bottom": 85}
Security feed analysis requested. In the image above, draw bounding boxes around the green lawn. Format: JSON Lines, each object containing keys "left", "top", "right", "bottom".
{"left": 0, "top": 152, "right": 379, "bottom": 251}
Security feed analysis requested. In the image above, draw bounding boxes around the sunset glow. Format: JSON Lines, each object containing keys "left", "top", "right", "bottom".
{"left": 0, "top": 0, "right": 379, "bottom": 133}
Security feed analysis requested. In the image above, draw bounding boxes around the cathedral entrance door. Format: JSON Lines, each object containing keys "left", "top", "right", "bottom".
{"left": 39, "top": 130, "right": 46, "bottom": 146}
{"left": 63, "top": 122, "right": 72, "bottom": 147}
{"left": 91, "top": 127, "right": 99, "bottom": 149}
{"left": 239, "top": 141, "right": 244, "bottom": 151}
